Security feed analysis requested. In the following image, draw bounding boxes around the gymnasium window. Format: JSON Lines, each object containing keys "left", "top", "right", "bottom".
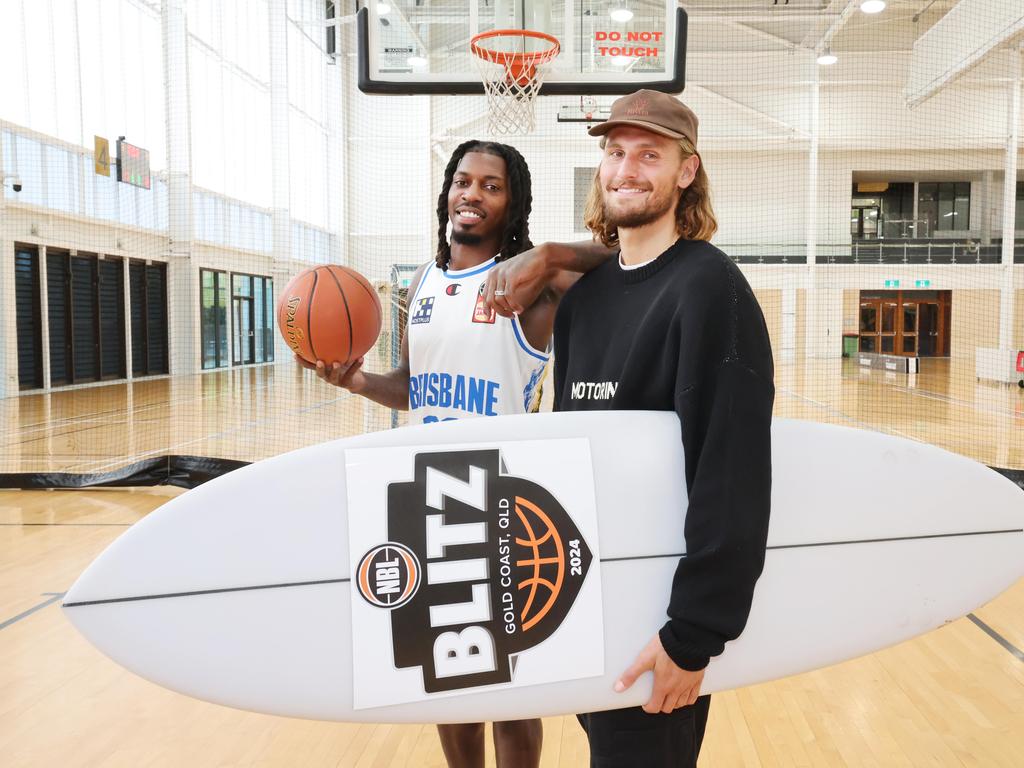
{"left": 574, "top": 167, "right": 596, "bottom": 233}
{"left": 44, "top": 251, "right": 128, "bottom": 386}
{"left": 229, "top": 272, "right": 275, "bottom": 366}
{"left": 852, "top": 182, "right": 915, "bottom": 238}
{"left": 201, "top": 269, "right": 230, "bottom": 369}
{"left": 1016, "top": 182, "right": 1024, "bottom": 230}
{"left": 129, "top": 261, "right": 169, "bottom": 377}
{"left": 918, "top": 182, "right": 970, "bottom": 233}
{"left": 14, "top": 244, "right": 44, "bottom": 390}
{"left": 326, "top": 1, "right": 336, "bottom": 58}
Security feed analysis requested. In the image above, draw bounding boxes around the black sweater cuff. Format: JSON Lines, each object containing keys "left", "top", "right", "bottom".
{"left": 659, "top": 622, "right": 712, "bottom": 672}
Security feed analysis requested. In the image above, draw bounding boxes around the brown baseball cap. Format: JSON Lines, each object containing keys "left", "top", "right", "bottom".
{"left": 588, "top": 89, "right": 698, "bottom": 145}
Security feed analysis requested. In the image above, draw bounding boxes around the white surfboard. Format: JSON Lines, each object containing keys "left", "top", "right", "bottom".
{"left": 62, "top": 412, "right": 1024, "bottom": 723}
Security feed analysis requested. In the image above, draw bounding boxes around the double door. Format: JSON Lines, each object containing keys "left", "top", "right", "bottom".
{"left": 859, "top": 291, "right": 950, "bottom": 356}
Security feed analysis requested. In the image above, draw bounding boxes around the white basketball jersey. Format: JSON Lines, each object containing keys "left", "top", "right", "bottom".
{"left": 407, "top": 257, "right": 549, "bottom": 425}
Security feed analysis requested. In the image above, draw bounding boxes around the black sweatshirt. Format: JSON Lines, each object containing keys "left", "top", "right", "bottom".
{"left": 553, "top": 237, "right": 775, "bottom": 672}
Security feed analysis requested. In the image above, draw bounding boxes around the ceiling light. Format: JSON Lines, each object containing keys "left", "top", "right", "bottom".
{"left": 407, "top": 55, "right": 427, "bottom": 67}
{"left": 609, "top": 7, "right": 633, "bottom": 22}
{"left": 817, "top": 48, "right": 837, "bottom": 66}
{"left": 377, "top": 1, "right": 391, "bottom": 15}
{"left": 860, "top": 0, "right": 886, "bottom": 14}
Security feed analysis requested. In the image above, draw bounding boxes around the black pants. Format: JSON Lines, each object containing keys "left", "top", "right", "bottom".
{"left": 576, "top": 696, "right": 711, "bottom": 768}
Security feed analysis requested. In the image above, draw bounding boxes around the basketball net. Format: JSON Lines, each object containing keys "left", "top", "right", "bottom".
{"left": 471, "top": 30, "right": 560, "bottom": 135}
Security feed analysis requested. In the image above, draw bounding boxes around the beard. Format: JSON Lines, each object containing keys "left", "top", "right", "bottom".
{"left": 451, "top": 230, "right": 484, "bottom": 246}
{"left": 602, "top": 184, "right": 677, "bottom": 230}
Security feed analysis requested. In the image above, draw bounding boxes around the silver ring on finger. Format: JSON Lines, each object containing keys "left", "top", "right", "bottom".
{"left": 494, "top": 289, "right": 506, "bottom": 297}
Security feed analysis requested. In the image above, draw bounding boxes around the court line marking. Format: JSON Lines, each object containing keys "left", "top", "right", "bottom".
{"left": 0, "top": 593, "right": 66, "bottom": 631}
{"left": 888, "top": 379, "right": 1024, "bottom": 420}
{"left": 66, "top": 390, "right": 361, "bottom": 475}
{"left": 0, "top": 367, "right": 293, "bottom": 439}
{"left": 777, "top": 387, "right": 918, "bottom": 440}
{"left": 13, "top": 389, "right": 358, "bottom": 476}
{"left": 0, "top": 384, "right": 244, "bottom": 440}
{"left": 0, "top": 369, "right": 358, "bottom": 473}
{"left": 11, "top": 365, "right": 1016, "bottom": 474}
{"left": 967, "top": 614, "right": 1024, "bottom": 663}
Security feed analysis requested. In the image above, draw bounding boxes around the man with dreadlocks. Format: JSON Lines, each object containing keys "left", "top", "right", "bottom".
{"left": 299, "top": 139, "right": 605, "bottom": 768}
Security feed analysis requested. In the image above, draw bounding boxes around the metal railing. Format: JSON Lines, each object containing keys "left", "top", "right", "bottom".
{"left": 719, "top": 241, "right": 1022, "bottom": 265}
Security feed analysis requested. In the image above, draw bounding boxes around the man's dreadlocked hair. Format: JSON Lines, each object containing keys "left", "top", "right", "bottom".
{"left": 435, "top": 140, "right": 533, "bottom": 271}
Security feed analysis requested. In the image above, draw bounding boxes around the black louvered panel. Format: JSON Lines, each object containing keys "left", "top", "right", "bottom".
{"left": 129, "top": 263, "right": 147, "bottom": 375}
{"left": 71, "top": 255, "right": 99, "bottom": 383}
{"left": 47, "top": 252, "right": 70, "bottom": 385}
{"left": 14, "top": 246, "right": 43, "bottom": 389}
{"left": 145, "top": 264, "right": 168, "bottom": 374}
{"left": 98, "top": 259, "right": 126, "bottom": 379}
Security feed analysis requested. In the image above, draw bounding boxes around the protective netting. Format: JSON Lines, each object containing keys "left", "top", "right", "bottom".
{"left": 1, "top": 0, "right": 1023, "bottom": 484}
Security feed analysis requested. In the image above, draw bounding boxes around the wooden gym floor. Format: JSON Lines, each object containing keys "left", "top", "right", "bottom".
{"left": 1, "top": 356, "right": 1022, "bottom": 766}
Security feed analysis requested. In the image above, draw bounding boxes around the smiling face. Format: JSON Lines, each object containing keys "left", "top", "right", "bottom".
{"left": 598, "top": 126, "right": 699, "bottom": 231}
{"left": 447, "top": 151, "right": 510, "bottom": 247}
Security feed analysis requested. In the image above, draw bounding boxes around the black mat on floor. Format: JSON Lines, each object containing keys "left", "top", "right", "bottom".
{"left": 4, "top": 456, "right": 1023, "bottom": 495}
{"left": 992, "top": 466, "right": 1024, "bottom": 493}
{"left": 0, "top": 455, "right": 251, "bottom": 490}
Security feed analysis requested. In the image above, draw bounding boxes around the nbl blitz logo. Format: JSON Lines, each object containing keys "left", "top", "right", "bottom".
{"left": 356, "top": 543, "right": 420, "bottom": 608}
{"left": 355, "top": 449, "right": 594, "bottom": 693}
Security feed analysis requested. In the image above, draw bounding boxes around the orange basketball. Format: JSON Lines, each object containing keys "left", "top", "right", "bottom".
{"left": 277, "top": 265, "right": 382, "bottom": 366}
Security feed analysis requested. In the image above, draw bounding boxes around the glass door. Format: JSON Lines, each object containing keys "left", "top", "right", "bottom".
{"left": 901, "top": 302, "right": 918, "bottom": 355}
{"left": 880, "top": 300, "right": 897, "bottom": 354}
{"left": 859, "top": 301, "right": 878, "bottom": 352}
{"left": 233, "top": 296, "right": 255, "bottom": 365}
{"left": 918, "top": 302, "right": 939, "bottom": 356}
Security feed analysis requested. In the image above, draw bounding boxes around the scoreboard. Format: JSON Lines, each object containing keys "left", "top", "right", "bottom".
{"left": 116, "top": 138, "right": 151, "bottom": 189}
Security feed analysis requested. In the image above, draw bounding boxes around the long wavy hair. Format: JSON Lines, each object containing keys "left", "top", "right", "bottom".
{"left": 583, "top": 137, "right": 717, "bottom": 247}
{"left": 435, "top": 141, "right": 533, "bottom": 270}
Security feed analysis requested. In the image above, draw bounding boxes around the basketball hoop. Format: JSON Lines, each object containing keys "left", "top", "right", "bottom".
{"left": 471, "top": 29, "right": 560, "bottom": 135}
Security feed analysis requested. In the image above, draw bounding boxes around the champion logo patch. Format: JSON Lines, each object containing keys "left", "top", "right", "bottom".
{"left": 446, "top": 284, "right": 461, "bottom": 296}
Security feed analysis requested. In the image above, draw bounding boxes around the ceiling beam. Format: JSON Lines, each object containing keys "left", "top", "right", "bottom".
{"left": 809, "top": 0, "right": 858, "bottom": 53}
{"left": 725, "top": 21, "right": 807, "bottom": 52}
{"left": 690, "top": 84, "right": 810, "bottom": 138}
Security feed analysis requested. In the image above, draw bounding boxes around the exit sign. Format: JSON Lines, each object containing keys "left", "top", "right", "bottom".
{"left": 884, "top": 279, "right": 900, "bottom": 288}
{"left": 915, "top": 279, "right": 931, "bottom": 288}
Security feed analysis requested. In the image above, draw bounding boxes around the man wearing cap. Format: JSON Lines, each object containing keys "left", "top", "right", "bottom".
{"left": 485, "top": 90, "right": 774, "bottom": 767}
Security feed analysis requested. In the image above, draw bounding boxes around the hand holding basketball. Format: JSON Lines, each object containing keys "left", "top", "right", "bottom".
{"left": 615, "top": 634, "right": 705, "bottom": 714}
{"left": 293, "top": 354, "right": 366, "bottom": 392}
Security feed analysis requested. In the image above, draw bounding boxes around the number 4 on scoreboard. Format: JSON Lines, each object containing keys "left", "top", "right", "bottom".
{"left": 94, "top": 136, "right": 110, "bottom": 177}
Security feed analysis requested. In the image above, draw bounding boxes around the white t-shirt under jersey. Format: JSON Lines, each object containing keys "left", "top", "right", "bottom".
{"left": 406, "top": 257, "right": 550, "bottom": 424}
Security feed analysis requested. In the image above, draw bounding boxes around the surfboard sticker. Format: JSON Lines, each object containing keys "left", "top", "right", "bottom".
{"left": 345, "top": 438, "right": 604, "bottom": 709}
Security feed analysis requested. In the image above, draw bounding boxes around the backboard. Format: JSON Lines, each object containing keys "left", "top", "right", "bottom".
{"left": 357, "top": 0, "right": 686, "bottom": 96}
